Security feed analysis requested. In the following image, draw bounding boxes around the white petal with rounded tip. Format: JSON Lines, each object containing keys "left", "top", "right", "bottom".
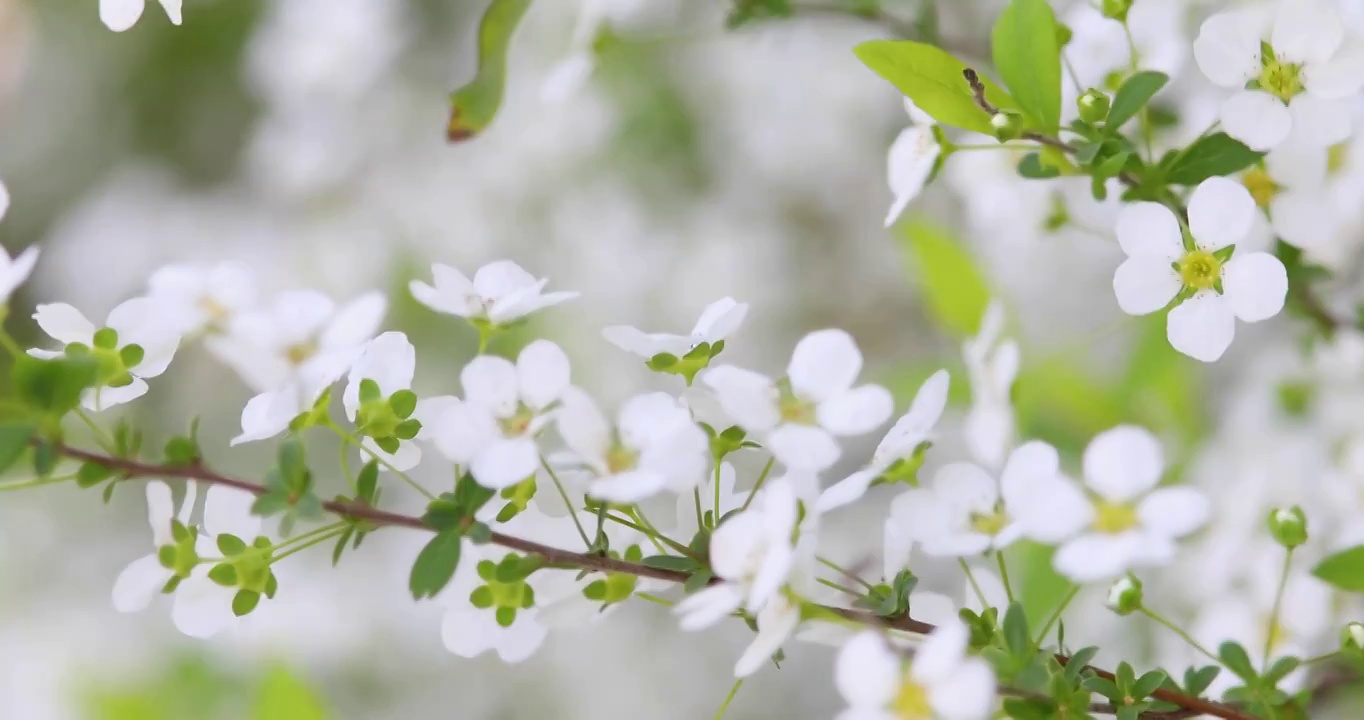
{"left": 787, "top": 329, "right": 862, "bottom": 403}
{"left": 343, "top": 331, "right": 415, "bottom": 420}
{"left": 734, "top": 598, "right": 800, "bottom": 677}
{"left": 0, "top": 246, "right": 38, "bottom": 303}
{"left": 1167, "top": 292, "right": 1236, "bottom": 362}
{"left": 517, "top": 340, "right": 570, "bottom": 410}
{"left": 1222, "top": 252, "right": 1287, "bottom": 322}
{"left": 157, "top": 0, "right": 182, "bottom": 24}
{"left": 676, "top": 583, "right": 745, "bottom": 631}
{"left": 588, "top": 470, "right": 667, "bottom": 503}
{"left": 1116, "top": 202, "right": 1184, "bottom": 259}
{"left": 172, "top": 574, "right": 238, "bottom": 638}
{"left": 100, "top": 0, "right": 145, "bottom": 31}
{"left": 112, "top": 554, "right": 171, "bottom": 613}
{"left": 1305, "top": 49, "right": 1364, "bottom": 99}
{"left": 768, "top": 424, "right": 841, "bottom": 471}
{"left": 472, "top": 438, "right": 539, "bottom": 489}
{"left": 146, "top": 481, "right": 175, "bottom": 546}
{"left": 998, "top": 441, "right": 1060, "bottom": 505}
{"left": 33, "top": 303, "right": 95, "bottom": 345}
{"left": 1189, "top": 177, "right": 1256, "bottom": 250}
{"left": 0, "top": 178, "right": 8, "bottom": 220}
{"left": 231, "top": 388, "right": 300, "bottom": 446}
{"left": 912, "top": 618, "right": 968, "bottom": 685}
{"left": 1193, "top": 10, "right": 1263, "bottom": 87}
{"left": 873, "top": 369, "right": 949, "bottom": 465}
{"left": 1265, "top": 142, "right": 1327, "bottom": 189}
{"left": 83, "top": 378, "right": 149, "bottom": 412}
{"left": 702, "top": 366, "right": 779, "bottom": 431}
{"left": 1010, "top": 476, "right": 1094, "bottom": 543}
{"left": 817, "top": 469, "right": 877, "bottom": 513}
{"left": 1083, "top": 425, "right": 1164, "bottom": 501}
{"left": 929, "top": 657, "right": 996, "bottom": 720}
{"left": 693, "top": 297, "right": 748, "bottom": 342}
{"left": 818, "top": 385, "right": 893, "bottom": 436}
{"left": 204, "top": 485, "right": 261, "bottom": 539}
{"left": 1221, "top": 91, "right": 1292, "bottom": 151}
{"left": 1054, "top": 532, "right": 1149, "bottom": 582}
{"left": 556, "top": 388, "right": 610, "bottom": 468}
{"left": 1138, "top": 487, "right": 1210, "bottom": 538}
{"left": 1271, "top": 0, "right": 1341, "bottom": 66}
{"left": 601, "top": 325, "right": 690, "bottom": 358}
{"left": 1113, "top": 257, "right": 1181, "bottom": 315}
{"left": 835, "top": 632, "right": 900, "bottom": 707}
{"left": 932, "top": 462, "right": 998, "bottom": 514}
{"left": 461, "top": 355, "right": 519, "bottom": 417}
{"left": 472, "top": 260, "right": 538, "bottom": 300}
{"left": 321, "top": 292, "right": 386, "bottom": 350}
{"left": 1271, "top": 192, "right": 1334, "bottom": 250}
{"left": 1288, "top": 96, "right": 1353, "bottom": 147}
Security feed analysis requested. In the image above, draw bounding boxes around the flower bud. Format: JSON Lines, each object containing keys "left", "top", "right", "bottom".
{"left": 1098, "top": 0, "right": 1132, "bottom": 22}
{"left": 1106, "top": 574, "right": 1143, "bottom": 616}
{"left": 1268, "top": 506, "right": 1308, "bottom": 549}
{"left": 990, "top": 111, "right": 1025, "bottom": 142}
{"left": 1055, "top": 22, "right": 1073, "bottom": 48}
{"left": 1077, "top": 89, "right": 1111, "bottom": 125}
{"left": 1343, "top": 621, "right": 1364, "bottom": 652}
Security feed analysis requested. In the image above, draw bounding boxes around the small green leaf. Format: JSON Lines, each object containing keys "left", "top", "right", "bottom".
{"left": 409, "top": 530, "right": 463, "bottom": 600}
{"left": 1131, "top": 670, "right": 1167, "bottom": 699}
{"left": 991, "top": 0, "right": 1062, "bottom": 132}
{"left": 331, "top": 527, "right": 355, "bottom": 567}
{"left": 683, "top": 569, "right": 713, "bottom": 593}
{"left": 209, "top": 563, "right": 239, "bottom": 586}
{"left": 1017, "top": 152, "right": 1062, "bottom": 179}
{"left": 898, "top": 219, "right": 992, "bottom": 336}
{"left": 217, "top": 534, "right": 248, "bottom": 556}
{"left": 1184, "top": 665, "right": 1221, "bottom": 696}
{"left": 641, "top": 555, "right": 698, "bottom": 572}
{"left": 356, "top": 461, "right": 379, "bottom": 503}
{"left": 12, "top": 355, "right": 99, "bottom": 416}
{"left": 0, "top": 424, "right": 34, "bottom": 474}
{"left": 389, "top": 390, "right": 417, "bottom": 418}
{"left": 447, "top": 0, "right": 534, "bottom": 141}
{"left": 1218, "top": 641, "right": 1258, "bottom": 682}
{"left": 1106, "top": 71, "right": 1168, "bottom": 129}
{"left": 854, "top": 40, "right": 1019, "bottom": 135}
{"left": 77, "top": 461, "right": 115, "bottom": 488}
{"left": 1164, "top": 133, "right": 1263, "bottom": 185}
{"left": 1313, "top": 544, "right": 1364, "bottom": 590}
{"left": 1002, "top": 601, "right": 1030, "bottom": 657}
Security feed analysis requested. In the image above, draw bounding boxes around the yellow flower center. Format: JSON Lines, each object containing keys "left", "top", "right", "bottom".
{"left": 1329, "top": 143, "right": 1350, "bottom": 175}
{"left": 1241, "top": 168, "right": 1280, "bottom": 208}
{"left": 498, "top": 408, "right": 534, "bottom": 437}
{"left": 605, "top": 444, "right": 638, "bottom": 474}
{"left": 1259, "top": 53, "right": 1304, "bottom": 103}
{"left": 285, "top": 340, "right": 317, "bottom": 366}
{"left": 1177, "top": 250, "right": 1222, "bottom": 291}
{"left": 1266, "top": 618, "right": 1287, "bottom": 654}
{"left": 970, "top": 507, "right": 1010, "bottom": 536}
{"left": 779, "top": 396, "right": 816, "bottom": 425}
{"left": 1094, "top": 500, "right": 1138, "bottom": 534}
{"left": 892, "top": 678, "right": 932, "bottom": 720}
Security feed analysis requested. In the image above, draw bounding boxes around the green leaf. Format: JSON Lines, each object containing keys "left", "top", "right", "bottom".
{"left": 356, "top": 460, "right": 379, "bottom": 503}
{"left": 1017, "top": 152, "right": 1061, "bottom": 179}
{"left": 1132, "top": 670, "right": 1168, "bottom": 699}
{"left": 1106, "top": 71, "right": 1168, "bottom": 129}
{"left": 641, "top": 554, "right": 698, "bottom": 572}
{"left": 252, "top": 664, "right": 329, "bottom": 720}
{"left": 1002, "top": 601, "right": 1030, "bottom": 657}
{"left": 1164, "top": 133, "right": 1263, "bottom": 185}
{"left": 854, "top": 40, "right": 1019, "bottom": 135}
{"left": 76, "top": 461, "right": 115, "bottom": 488}
{"left": 991, "top": 0, "right": 1062, "bottom": 132}
{"left": 447, "top": 0, "right": 534, "bottom": 141}
{"left": 898, "top": 219, "right": 991, "bottom": 336}
{"left": 1218, "top": 641, "right": 1258, "bottom": 682}
{"left": 409, "top": 530, "right": 463, "bottom": 600}
{"left": 12, "top": 355, "right": 99, "bottom": 417}
{"left": 1184, "top": 665, "right": 1221, "bottom": 696}
{"left": 0, "top": 424, "right": 34, "bottom": 474}
{"left": 1313, "top": 544, "right": 1364, "bottom": 591}
{"left": 217, "top": 534, "right": 248, "bottom": 556}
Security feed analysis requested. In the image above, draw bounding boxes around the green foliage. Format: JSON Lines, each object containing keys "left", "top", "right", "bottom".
{"left": 1313, "top": 544, "right": 1364, "bottom": 591}
{"left": 446, "top": 0, "right": 533, "bottom": 141}
{"left": 1161, "top": 133, "right": 1263, "bottom": 186}
{"left": 854, "top": 570, "right": 917, "bottom": 617}
{"left": 854, "top": 40, "right": 1019, "bottom": 135}
{"left": 163, "top": 418, "right": 203, "bottom": 466}
{"left": 0, "top": 423, "right": 35, "bottom": 475}
{"left": 991, "top": 0, "right": 1062, "bottom": 132}
{"left": 1106, "top": 71, "right": 1168, "bottom": 129}
{"left": 409, "top": 530, "right": 463, "bottom": 600}
{"left": 646, "top": 341, "right": 724, "bottom": 384}
{"left": 252, "top": 664, "right": 329, "bottom": 720}
{"left": 725, "top": 0, "right": 792, "bottom": 27}
{"left": 897, "top": 219, "right": 991, "bottom": 337}
{"left": 251, "top": 440, "right": 324, "bottom": 534}
{"left": 406, "top": 473, "right": 500, "bottom": 598}
{"left": 11, "top": 354, "right": 98, "bottom": 421}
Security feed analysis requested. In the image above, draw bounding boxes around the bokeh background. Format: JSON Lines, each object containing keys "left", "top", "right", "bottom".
{"left": 1, "top": 0, "right": 1362, "bottom": 718}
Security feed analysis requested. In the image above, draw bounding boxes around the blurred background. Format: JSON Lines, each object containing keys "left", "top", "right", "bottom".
{"left": 0, "top": 0, "right": 1361, "bottom": 718}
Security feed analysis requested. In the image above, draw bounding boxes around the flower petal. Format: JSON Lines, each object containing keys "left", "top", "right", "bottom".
{"left": 701, "top": 366, "right": 779, "bottom": 431}
{"left": 768, "top": 424, "right": 841, "bottom": 471}
{"left": 1189, "top": 177, "right": 1256, "bottom": 251}
{"left": 472, "top": 438, "right": 539, "bottom": 489}
{"left": 1271, "top": 0, "right": 1341, "bottom": 66}
{"left": 601, "top": 326, "right": 690, "bottom": 359}
{"left": 112, "top": 554, "right": 171, "bottom": 613}
{"left": 204, "top": 485, "right": 261, "bottom": 539}
{"left": 33, "top": 303, "right": 95, "bottom": 345}
{"left": 472, "top": 260, "right": 538, "bottom": 300}
{"left": 912, "top": 618, "right": 968, "bottom": 685}
{"left": 1138, "top": 486, "right": 1210, "bottom": 538}
{"left": 156, "top": 0, "right": 182, "bottom": 25}
{"left": 734, "top": 598, "right": 800, "bottom": 677}
{"left": 146, "top": 481, "right": 175, "bottom": 546}
{"left": 873, "top": 369, "right": 949, "bottom": 465}
{"left": 835, "top": 632, "right": 900, "bottom": 707}
{"left": 171, "top": 573, "right": 238, "bottom": 638}
{"left": 99, "top": 0, "right": 145, "bottom": 32}
{"left": 693, "top": 297, "right": 749, "bottom": 343}
{"left": 1305, "top": 49, "right": 1364, "bottom": 99}
{"left": 1221, "top": 91, "right": 1292, "bottom": 151}
{"left": 787, "top": 329, "right": 862, "bottom": 403}
{"left": 1193, "top": 10, "right": 1265, "bottom": 87}
{"left": 818, "top": 385, "right": 893, "bottom": 436}
{"left": 931, "top": 462, "right": 999, "bottom": 514}
{"left": 1270, "top": 192, "right": 1335, "bottom": 250}
{"left": 1113, "top": 257, "right": 1181, "bottom": 315}
{"left": 1167, "top": 292, "right": 1236, "bottom": 362}
{"left": 1288, "top": 95, "right": 1353, "bottom": 148}
{"left": 929, "top": 657, "right": 997, "bottom": 720}
{"left": 1116, "top": 202, "right": 1184, "bottom": 259}
{"left": 320, "top": 291, "right": 386, "bottom": 350}
{"left": 1009, "top": 476, "right": 1094, "bottom": 544}
{"left": 556, "top": 387, "right": 610, "bottom": 468}
{"left": 517, "top": 340, "right": 570, "bottom": 411}
{"left": 1222, "top": 252, "right": 1287, "bottom": 322}
{"left": 588, "top": 470, "right": 668, "bottom": 504}
{"left": 1083, "top": 425, "right": 1165, "bottom": 501}
{"left": 461, "top": 355, "right": 520, "bottom": 416}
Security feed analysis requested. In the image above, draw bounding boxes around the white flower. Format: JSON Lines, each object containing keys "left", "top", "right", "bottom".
{"left": 1113, "top": 178, "right": 1287, "bottom": 362}
{"left": 147, "top": 262, "right": 256, "bottom": 335}
{"left": 675, "top": 479, "right": 801, "bottom": 629}
{"left": 1240, "top": 140, "right": 1336, "bottom": 250}
{"left": 1047, "top": 426, "right": 1211, "bottom": 583}
{"left": 964, "top": 303, "right": 1018, "bottom": 469}
{"left": 834, "top": 622, "right": 996, "bottom": 720}
{"left": 888, "top": 441, "right": 1066, "bottom": 557}
{"left": 430, "top": 340, "right": 571, "bottom": 489}
{"left": 409, "top": 260, "right": 578, "bottom": 327}
{"left": 342, "top": 331, "right": 422, "bottom": 471}
{"left": 556, "top": 388, "right": 709, "bottom": 503}
{"left": 112, "top": 481, "right": 197, "bottom": 614}
{"left": 172, "top": 486, "right": 268, "bottom": 639}
{"left": 31, "top": 298, "right": 180, "bottom": 411}
{"left": 0, "top": 177, "right": 8, "bottom": 221}
{"left": 1194, "top": 0, "right": 1364, "bottom": 150}
{"left": 818, "top": 369, "right": 949, "bottom": 513}
{"left": 703, "top": 329, "right": 893, "bottom": 472}
{"left": 0, "top": 242, "right": 39, "bottom": 308}
{"left": 734, "top": 594, "right": 802, "bottom": 678}
{"left": 885, "top": 99, "right": 941, "bottom": 227}
{"left": 100, "top": 0, "right": 182, "bottom": 32}
{"left": 602, "top": 296, "right": 748, "bottom": 359}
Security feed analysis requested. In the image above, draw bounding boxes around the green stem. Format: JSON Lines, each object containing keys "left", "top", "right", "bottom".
{"left": 1033, "top": 585, "right": 1080, "bottom": 649}
{"left": 741, "top": 457, "right": 775, "bottom": 511}
{"left": 996, "top": 552, "right": 1016, "bottom": 604}
{"left": 0, "top": 472, "right": 78, "bottom": 491}
{"left": 327, "top": 424, "right": 434, "bottom": 500}
{"left": 1263, "top": 548, "right": 1294, "bottom": 666}
{"left": 635, "top": 592, "right": 675, "bottom": 608}
{"left": 693, "top": 485, "right": 705, "bottom": 531}
{"left": 199, "top": 522, "right": 348, "bottom": 565}
{"left": 542, "top": 459, "right": 592, "bottom": 548}
{"left": 960, "top": 559, "right": 990, "bottom": 608}
{"left": 338, "top": 439, "right": 357, "bottom": 493}
{"left": 604, "top": 512, "right": 695, "bottom": 558}
{"left": 817, "top": 556, "right": 875, "bottom": 590}
{"left": 713, "top": 679, "right": 745, "bottom": 720}
{"left": 712, "top": 461, "right": 722, "bottom": 523}
{"left": 1143, "top": 608, "right": 1221, "bottom": 665}
{"left": 74, "top": 408, "right": 118, "bottom": 454}
{"left": 816, "top": 576, "right": 864, "bottom": 599}
{"left": 270, "top": 528, "right": 347, "bottom": 564}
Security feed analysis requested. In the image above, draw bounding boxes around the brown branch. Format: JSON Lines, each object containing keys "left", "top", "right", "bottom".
{"left": 55, "top": 443, "right": 1261, "bottom": 720}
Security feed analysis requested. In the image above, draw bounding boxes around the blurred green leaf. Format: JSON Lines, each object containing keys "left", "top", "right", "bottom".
{"left": 447, "top": 0, "right": 534, "bottom": 141}
{"left": 1106, "top": 71, "right": 1168, "bottom": 129}
{"left": 855, "top": 40, "right": 1018, "bottom": 135}
{"left": 897, "top": 219, "right": 991, "bottom": 337}
{"left": 410, "top": 530, "right": 464, "bottom": 600}
{"left": 991, "top": 0, "right": 1062, "bottom": 132}
{"left": 253, "top": 664, "right": 329, "bottom": 720}
{"left": 1314, "top": 545, "right": 1364, "bottom": 591}
{"left": 1163, "top": 133, "right": 1262, "bottom": 186}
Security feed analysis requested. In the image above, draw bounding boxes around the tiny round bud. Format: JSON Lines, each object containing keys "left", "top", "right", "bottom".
{"left": 1055, "top": 22, "right": 1073, "bottom": 48}
{"left": 1097, "top": 0, "right": 1132, "bottom": 22}
{"left": 1106, "top": 574, "right": 1143, "bottom": 616}
{"left": 1343, "top": 622, "right": 1364, "bottom": 652}
{"left": 1268, "top": 506, "right": 1308, "bottom": 548}
{"left": 1077, "top": 89, "right": 1111, "bottom": 125}
{"left": 990, "top": 111, "right": 1025, "bottom": 142}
